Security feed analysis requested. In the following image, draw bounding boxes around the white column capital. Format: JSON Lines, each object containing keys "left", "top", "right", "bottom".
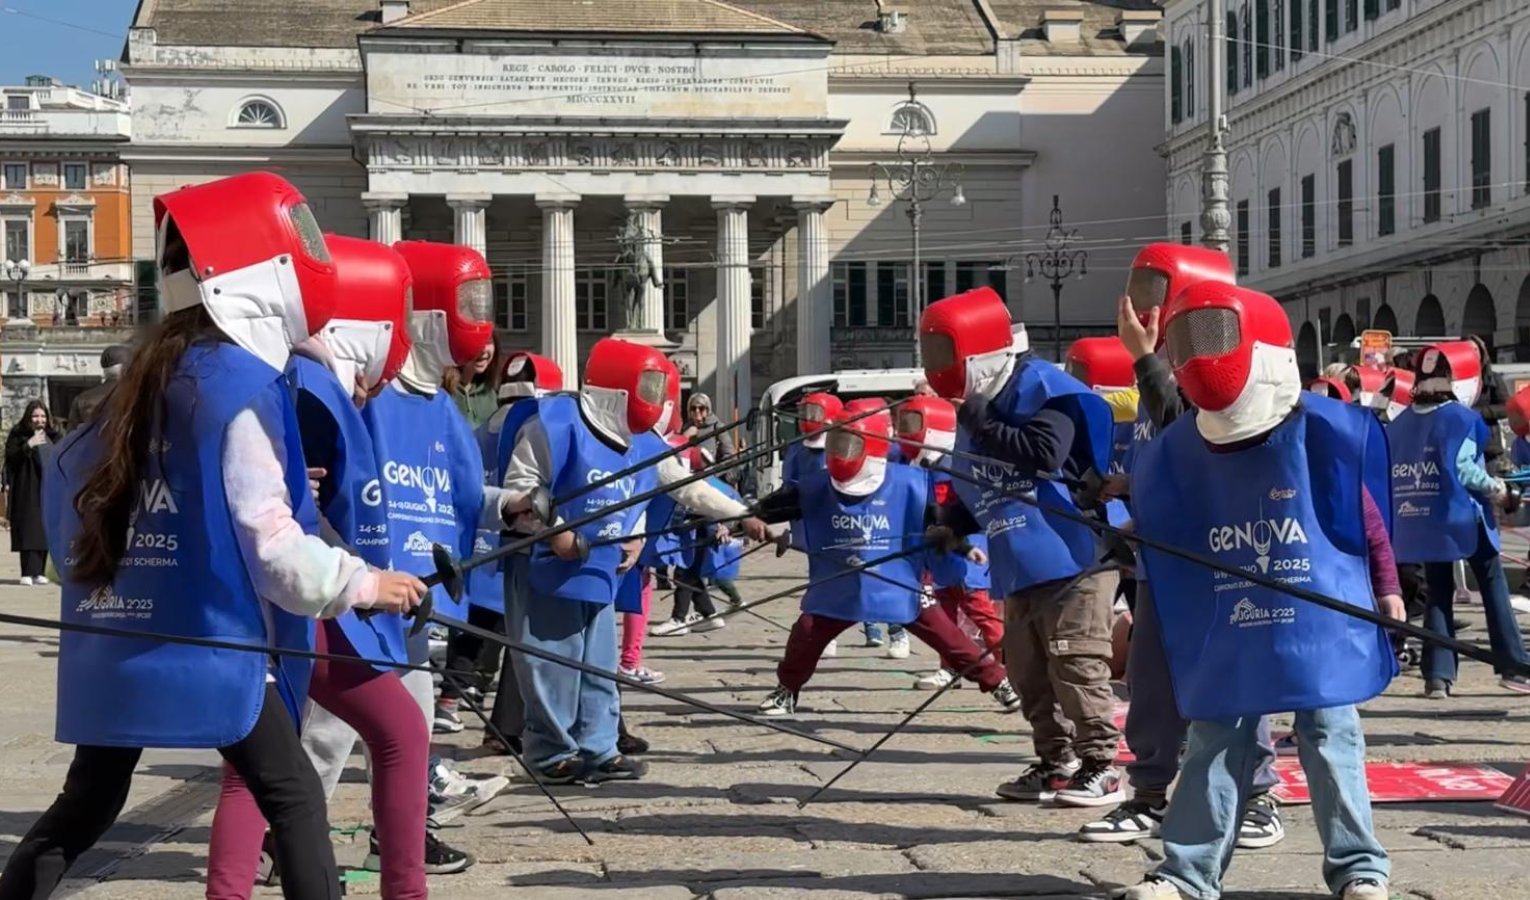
{"left": 446, "top": 193, "right": 492, "bottom": 210}
{"left": 536, "top": 193, "right": 581, "bottom": 210}
{"left": 361, "top": 191, "right": 408, "bottom": 211}
{"left": 791, "top": 195, "right": 836, "bottom": 212}
{"left": 624, "top": 194, "right": 670, "bottom": 210}
{"left": 710, "top": 195, "right": 756, "bottom": 211}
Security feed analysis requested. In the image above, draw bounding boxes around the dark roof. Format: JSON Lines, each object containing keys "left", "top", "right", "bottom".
{"left": 985, "top": 0, "right": 1161, "bottom": 56}
{"left": 391, "top": 0, "right": 813, "bottom": 36}
{"left": 730, "top": 1, "right": 995, "bottom": 55}
{"left": 131, "top": 0, "right": 456, "bottom": 49}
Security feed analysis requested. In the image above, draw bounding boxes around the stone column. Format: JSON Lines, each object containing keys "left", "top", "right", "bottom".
{"left": 712, "top": 196, "right": 754, "bottom": 420}
{"left": 362, "top": 192, "right": 407, "bottom": 245}
{"left": 538, "top": 194, "right": 580, "bottom": 387}
{"left": 793, "top": 196, "right": 834, "bottom": 375}
{"left": 447, "top": 193, "right": 491, "bottom": 259}
{"left": 624, "top": 194, "right": 669, "bottom": 338}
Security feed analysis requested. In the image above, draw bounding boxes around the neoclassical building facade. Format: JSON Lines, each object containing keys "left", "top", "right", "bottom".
{"left": 1162, "top": 0, "right": 1530, "bottom": 372}
{"left": 123, "top": 0, "right": 1165, "bottom": 412}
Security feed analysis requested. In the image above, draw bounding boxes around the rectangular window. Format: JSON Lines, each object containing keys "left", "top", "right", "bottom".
{"left": 1308, "top": 0, "right": 1319, "bottom": 49}
{"left": 953, "top": 262, "right": 1008, "bottom": 302}
{"left": 1345, "top": 0, "right": 1358, "bottom": 31}
{"left": 665, "top": 266, "right": 688, "bottom": 331}
{"left": 1, "top": 163, "right": 25, "bottom": 190}
{"left": 1301, "top": 174, "right": 1316, "bottom": 257}
{"left": 874, "top": 262, "right": 910, "bottom": 327}
{"left": 1423, "top": 127, "right": 1442, "bottom": 222}
{"left": 833, "top": 262, "right": 868, "bottom": 327}
{"left": 1267, "top": 187, "right": 1282, "bottom": 268}
{"left": 1236, "top": 201, "right": 1250, "bottom": 276}
{"left": 1471, "top": 107, "right": 1492, "bottom": 209}
{"left": 1336, "top": 159, "right": 1354, "bottom": 246}
{"left": 1272, "top": 0, "right": 1285, "bottom": 71}
{"left": 63, "top": 219, "right": 89, "bottom": 262}
{"left": 1325, "top": 0, "right": 1338, "bottom": 41}
{"left": 1291, "top": 0, "right": 1304, "bottom": 61}
{"left": 1363, "top": 0, "right": 1379, "bottom": 20}
{"left": 1377, "top": 143, "right": 1396, "bottom": 237}
{"left": 1227, "top": 14, "right": 1239, "bottom": 95}
{"left": 1525, "top": 92, "right": 1530, "bottom": 192}
{"left": 1181, "top": 221, "right": 1193, "bottom": 244}
{"left": 1171, "top": 47, "right": 1183, "bottom": 124}
{"left": 63, "top": 163, "right": 87, "bottom": 191}
{"left": 1242, "top": 11, "right": 1253, "bottom": 87}
{"left": 922, "top": 261, "right": 945, "bottom": 308}
{"left": 2, "top": 217, "right": 28, "bottom": 264}
{"left": 1384, "top": 0, "right": 1398, "bottom": 8}
{"left": 493, "top": 266, "right": 528, "bottom": 331}
{"left": 5, "top": 96, "right": 27, "bottom": 111}
{"left": 575, "top": 268, "right": 608, "bottom": 332}
{"left": 1185, "top": 44, "right": 1195, "bottom": 116}
{"left": 751, "top": 266, "right": 766, "bottom": 331}
{"left": 1255, "top": 1, "right": 1269, "bottom": 78}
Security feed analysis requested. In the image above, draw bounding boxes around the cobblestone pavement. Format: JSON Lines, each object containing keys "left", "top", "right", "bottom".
{"left": 4, "top": 549, "right": 1530, "bottom": 899}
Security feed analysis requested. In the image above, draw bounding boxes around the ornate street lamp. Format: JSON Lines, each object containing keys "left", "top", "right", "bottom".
{"left": 866, "top": 83, "right": 966, "bottom": 364}
{"left": 1021, "top": 195, "right": 1088, "bottom": 361}
{"left": 3, "top": 258, "right": 30, "bottom": 322}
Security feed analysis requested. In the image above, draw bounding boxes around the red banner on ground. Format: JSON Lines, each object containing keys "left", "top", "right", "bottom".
{"left": 1493, "top": 763, "right": 1530, "bottom": 816}
{"left": 1274, "top": 760, "right": 1513, "bottom": 805}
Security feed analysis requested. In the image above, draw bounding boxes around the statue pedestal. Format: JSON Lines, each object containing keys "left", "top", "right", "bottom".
{"left": 613, "top": 329, "right": 677, "bottom": 351}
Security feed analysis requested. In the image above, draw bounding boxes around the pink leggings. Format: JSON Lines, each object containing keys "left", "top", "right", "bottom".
{"left": 206, "top": 622, "right": 429, "bottom": 900}
{"left": 620, "top": 569, "right": 654, "bottom": 669}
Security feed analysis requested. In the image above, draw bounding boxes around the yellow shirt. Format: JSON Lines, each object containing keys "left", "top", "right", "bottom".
{"left": 1102, "top": 388, "right": 1141, "bottom": 424}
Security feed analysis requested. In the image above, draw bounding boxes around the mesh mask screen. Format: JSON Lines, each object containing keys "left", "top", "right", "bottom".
{"left": 1166, "top": 307, "right": 1241, "bottom": 369}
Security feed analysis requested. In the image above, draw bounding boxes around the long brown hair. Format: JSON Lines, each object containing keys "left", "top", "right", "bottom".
{"left": 70, "top": 306, "right": 223, "bottom": 586}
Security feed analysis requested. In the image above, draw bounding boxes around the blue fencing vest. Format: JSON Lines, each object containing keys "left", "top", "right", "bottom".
{"left": 287, "top": 355, "right": 405, "bottom": 669}
{"left": 362, "top": 386, "right": 485, "bottom": 620}
{"left": 1109, "top": 420, "right": 1134, "bottom": 475}
{"left": 927, "top": 469, "right": 990, "bottom": 592}
{"left": 513, "top": 395, "right": 663, "bottom": 604}
{"left": 1388, "top": 403, "right": 1498, "bottom": 563}
{"left": 466, "top": 410, "right": 510, "bottom": 614}
{"left": 797, "top": 465, "right": 927, "bottom": 624}
{"left": 1513, "top": 435, "right": 1530, "bottom": 470}
{"left": 47, "top": 343, "right": 317, "bottom": 748}
{"left": 700, "top": 478, "right": 745, "bottom": 581}
{"left": 949, "top": 360, "right": 1113, "bottom": 596}
{"left": 1134, "top": 396, "right": 1397, "bottom": 719}
{"left": 638, "top": 493, "right": 690, "bottom": 571}
{"left": 783, "top": 443, "right": 826, "bottom": 552}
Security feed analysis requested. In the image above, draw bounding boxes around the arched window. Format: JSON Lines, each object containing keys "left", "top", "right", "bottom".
{"left": 1184, "top": 42, "right": 1196, "bottom": 116}
{"left": 1227, "top": 12, "right": 1240, "bottom": 94}
{"left": 232, "top": 98, "right": 285, "bottom": 129}
{"left": 1171, "top": 47, "right": 1184, "bottom": 123}
{"left": 887, "top": 102, "right": 934, "bottom": 137}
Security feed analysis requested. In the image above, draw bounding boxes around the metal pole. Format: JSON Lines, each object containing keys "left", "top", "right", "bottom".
{"left": 1201, "top": 0, "right": 1231, "bottom": 252}
{"left": 910, "top": 199, "right": 923, "bottom": 366}
{"left": 1053, "top": 281, "right": 1063, "bottom": 361}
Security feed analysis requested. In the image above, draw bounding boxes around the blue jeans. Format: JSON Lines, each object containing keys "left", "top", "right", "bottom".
{"left": 505, "top": 556, "right": 621, "bottom": 769}
{"left": 1422, "top": 536, "right": 1528, "bottom": 683}
{"left": 1125, "top": 581, "right": 1279, "bottom": 800}
{"left": 1156, "top": 705, "right": 1388, "bottom": 899}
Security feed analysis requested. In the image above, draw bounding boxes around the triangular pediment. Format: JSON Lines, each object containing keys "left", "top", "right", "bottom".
{"left": 388, "top": 0, "right": 817, "bottom": 38}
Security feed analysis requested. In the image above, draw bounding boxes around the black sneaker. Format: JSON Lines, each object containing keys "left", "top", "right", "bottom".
{"left": 617, "top": 729, "right": 650, "bottom": 756}
{"left": 1501, "top": 674, "right": 1530, "bottom": 694}
{"left": 1236, "top": 792, "right": 1286, "bottom": 849}
{"left": 994, "top": 759, "right": 1080, "bottom": 802}
{"left": 988, "top": 677, "right": 1023, "bottom": 713}
{"left": 480, "top": 733, "right": 522, "bottom": 756}
{"left": 583, "top": 754, "right": 648, "bottom": 783}
{"left": 536, "top": 758, "right": 585, "bottom": 785}
{"left": 424, "top": 830, "right": 474, "bottom": 875}
{"left": 1052, "top": 760, "right": 1126, "bottom": 808}
{"left": 255, "top": 830, "right": 279, "bottom": 885}
{"left": 1077, "top": 798, "right": 1166, "bottom": 843}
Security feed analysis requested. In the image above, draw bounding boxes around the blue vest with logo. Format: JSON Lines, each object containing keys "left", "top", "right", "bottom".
{"left": 46, "top": 343, "right": 317, "bottom": 748}
{"left": 797, "top": 465, "right": 927, "bottom": 624}
{"left": 512, "top": 395, "right": 664, "bottom": 604}
{"left": 1388, "top": 403, "right": 1498, "bottom": 563}
{"left": 1110, "top": 420, "right": 1134, "bottom": 475}
{"left": 287, "top": 355, "right": 406, "bottom": 669}
{"left": 783, "top": 443, "right": 826, "bottom": 551}
{"left": 949, "top": 361, "right": 1113, "bottom": 596}
{"left": 926, "top": 469, "right": 990, "bottom": 592}
{"left": 700, "top": 478, "right": 745, "bottom": 581}
{"left": 1134, "top": 396, "right": 1397, "bottom": 719}
{"left": 362, "top": 386, "right": 485, "bottom": 621}
{"left": 466, "top": 410, "right": 511, "bottom": 614}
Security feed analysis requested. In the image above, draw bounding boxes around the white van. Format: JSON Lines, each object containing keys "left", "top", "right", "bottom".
{"left": 751, "top": 368, "right": 927, "bottom": 497}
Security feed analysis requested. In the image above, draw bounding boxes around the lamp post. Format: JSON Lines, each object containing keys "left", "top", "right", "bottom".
{"left": 1023, "top": 195, "right": 1088, "bottom": 361}
{"left": 3, "top": 259, "right": 30, "bottom": 323}
{"left": 866, "top": 82, "right": 966, "bottom": 365}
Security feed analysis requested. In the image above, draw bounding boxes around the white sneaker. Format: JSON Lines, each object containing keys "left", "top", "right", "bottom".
{"left": 649, "top": 617, "right": 692, "bottom": 637}
{"left": 33, "top": 575, "right": 48, "bottom": 586}
{"left": 885, "top": 631, "right": 911, "bottom": 659}
{"left": 914, "top": 668, "right": 960, "bottom": 690}
{"left": 758, "top": 685, "right": 796, "bottom": 716}
{"left": 1339, "top": 878, "right": 1389, "bottom": 900}
{"left": 17, "top": 577, "right": 31, "bottom": 587}
{"left": 691, "top": 614, "right": 726, "bottom": 633}
{"left": 821, "top": 639, "right": 837, "bottom": 658}
{"left": 429, "top": 762, "right": 510, "bottom": 824}
{"left": 1111, "top": 877, "right": 1184, "bottom": 899}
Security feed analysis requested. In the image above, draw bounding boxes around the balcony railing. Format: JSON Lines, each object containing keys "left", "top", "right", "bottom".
{"left": 0, "top": 108, "right": 130, "bottom": 139}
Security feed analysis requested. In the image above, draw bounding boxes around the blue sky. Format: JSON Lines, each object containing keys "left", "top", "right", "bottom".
{"left": 1, "top": 1, "right": 139, "bottom": 90}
